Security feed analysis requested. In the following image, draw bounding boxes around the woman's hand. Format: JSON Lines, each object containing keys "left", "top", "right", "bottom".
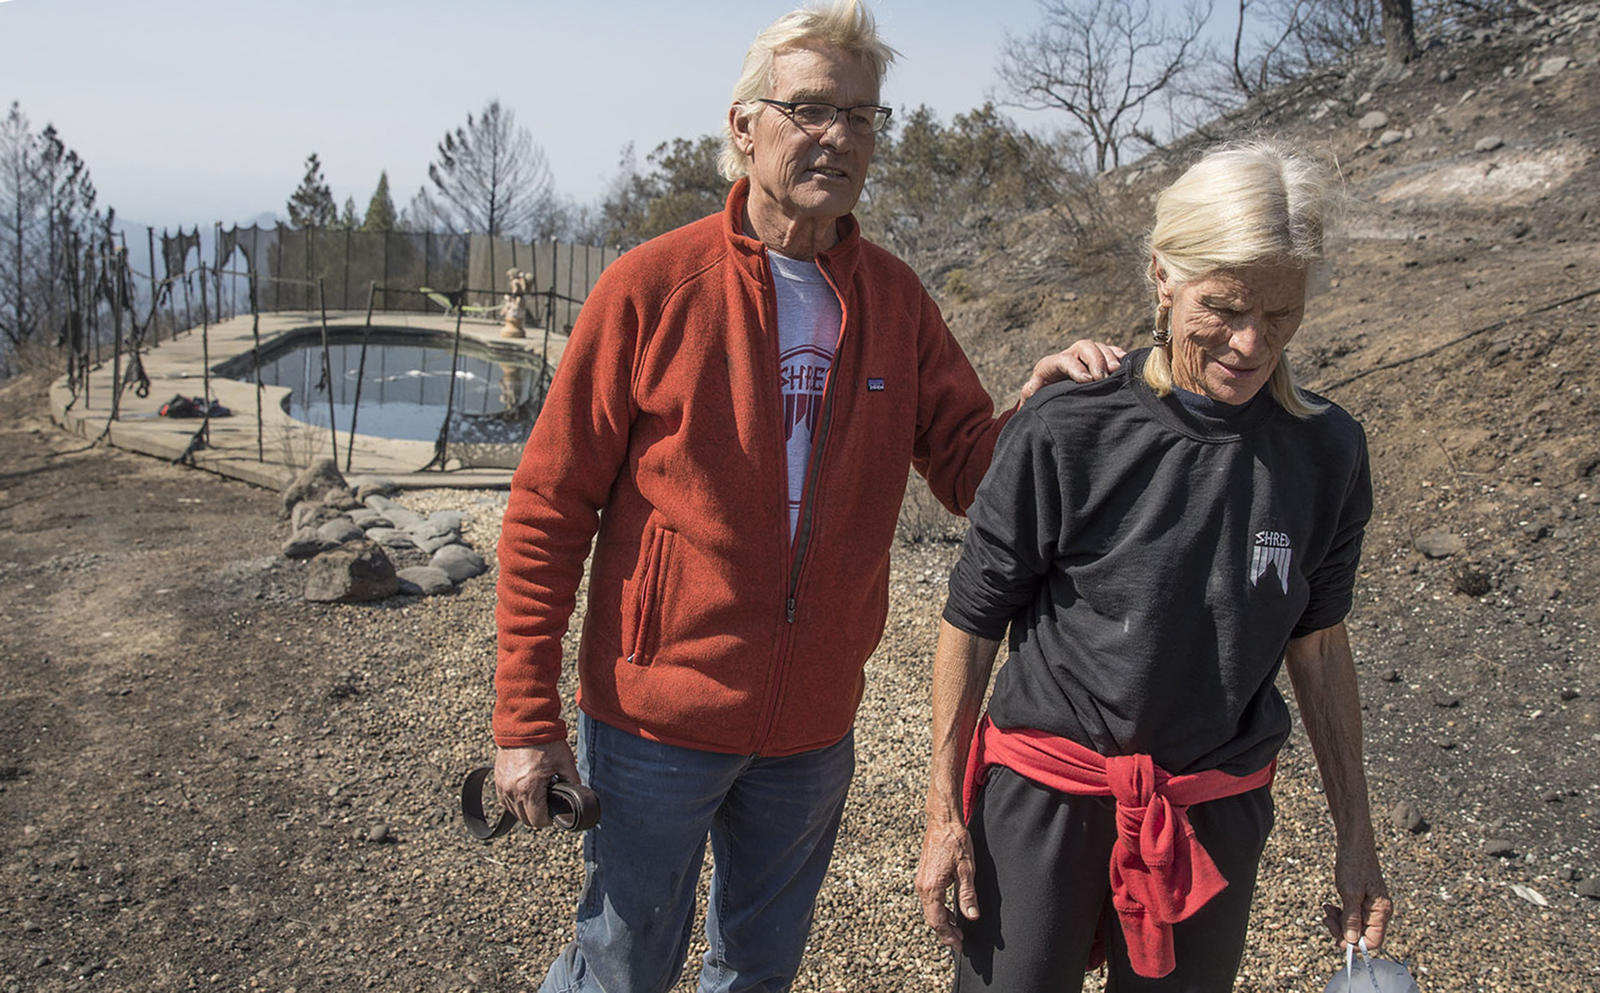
{"left": 1324, "top": 841, "right": 1393, "bottom": 950}
{"left": 915, "top": 812, "right": 980, "bottom": 951}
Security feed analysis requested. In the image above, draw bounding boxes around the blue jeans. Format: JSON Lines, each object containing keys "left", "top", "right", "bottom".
{"left": 539, "top": 714, "right": 855, "bottom": 993}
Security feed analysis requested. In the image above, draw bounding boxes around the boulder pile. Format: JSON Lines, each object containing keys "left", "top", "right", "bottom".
{"left": 279, "top": 458, "right": 488, "bottom": 602}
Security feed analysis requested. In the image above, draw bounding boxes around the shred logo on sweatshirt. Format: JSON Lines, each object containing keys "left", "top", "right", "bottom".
{"left": 1249, "top": 530, "right": 1293, "bottom": 594}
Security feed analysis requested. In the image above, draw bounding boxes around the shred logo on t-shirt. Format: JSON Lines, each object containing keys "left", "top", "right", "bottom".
{"left": 779, "top": 344, "right": 832, "bottom": 443}
{"left": 1249, "top": 530, "right": 1293, "bottom": 594}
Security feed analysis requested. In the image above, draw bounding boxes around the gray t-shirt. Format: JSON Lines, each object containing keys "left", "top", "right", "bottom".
{"left": 769, "top": 251, "right": 843, "bottom": 539}
{"left": 943, "top": 350, "right": 1371, "bottom": 775}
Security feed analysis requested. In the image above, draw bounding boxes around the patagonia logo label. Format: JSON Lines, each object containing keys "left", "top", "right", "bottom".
{"left": 867, "top": 378, "right": 885, "bottom": 392}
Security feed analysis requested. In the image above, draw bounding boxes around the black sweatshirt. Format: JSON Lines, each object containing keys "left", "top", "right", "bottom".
{"left": 943, "top": 349, "right": 1371, "bottom": 776}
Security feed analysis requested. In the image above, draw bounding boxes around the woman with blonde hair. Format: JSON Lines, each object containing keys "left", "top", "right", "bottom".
{"left": 916, "top": 142, "right": 1393, "bottom": 990}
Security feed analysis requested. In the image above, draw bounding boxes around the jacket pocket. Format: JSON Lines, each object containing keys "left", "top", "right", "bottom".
{"left": 626, "top": 527, "right": 674, "bottom": 666}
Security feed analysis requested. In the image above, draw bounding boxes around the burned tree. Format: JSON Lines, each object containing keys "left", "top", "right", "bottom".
{"left": 998, "top": 0, "right": 1210, "bottom": 173}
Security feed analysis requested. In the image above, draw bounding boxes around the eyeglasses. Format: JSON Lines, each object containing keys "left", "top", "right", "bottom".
{"left": 757, "top": 99, "right": 893, "bottom": 136}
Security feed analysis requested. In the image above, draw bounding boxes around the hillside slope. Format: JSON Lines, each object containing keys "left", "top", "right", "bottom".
{"left": 927, "top": 3, "right": 1600, "bottom": 985}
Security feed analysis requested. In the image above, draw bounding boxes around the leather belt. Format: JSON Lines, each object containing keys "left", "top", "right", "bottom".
{"left": 460, "top": 766, "right": 601, "bottom": 839}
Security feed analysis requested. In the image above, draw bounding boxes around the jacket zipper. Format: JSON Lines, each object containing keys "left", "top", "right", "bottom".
{"left": 786, "top": 257, "right": 848, "bottom": 623}
{"left": 755, "top": 250, "right": 849, "bottom": 754}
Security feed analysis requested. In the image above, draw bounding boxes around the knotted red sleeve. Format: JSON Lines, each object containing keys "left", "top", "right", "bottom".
{"left": 963, "top": 717, "right": 1275, "bottom": 978}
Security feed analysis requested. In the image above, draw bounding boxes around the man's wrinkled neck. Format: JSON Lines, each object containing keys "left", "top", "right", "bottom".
{"left": 742, "top": 200, "right": 841, "bottom": 262}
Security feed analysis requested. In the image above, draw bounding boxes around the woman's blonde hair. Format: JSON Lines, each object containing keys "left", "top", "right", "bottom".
{"left": 718, "top": 0, "right": 898, "bottom": 182}
{"left": 1143, "top": 141, "right": 1335, "bottom": 417}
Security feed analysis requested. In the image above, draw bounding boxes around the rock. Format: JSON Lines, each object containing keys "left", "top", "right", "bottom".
{"left": 348, "top": 475, "right": 399, "bottom": 502}
{"left": 1474, "top": 135, "right": 1504, "bottom": 153}
{"left": 364, "top": 493, "right": 397, "bottom": 512}
{"left": 432, "top": 544, "right": 488, "bottom": 583}
{"left": 1509, "top": 219, "right": 1532, "bottom": 239}
{"left": 409, "top": 519, "right": 462, "bottom": 553}
{"left": 303, "top": 540, "right": 398, "bottom": 603}
{"left": 364, "top": 527, "right": 417, "bottom": 551}
{"left": 428, "top": 509, "right": 467, "bottom": 531}
{"left": 1530, "top": 55, "right": 1569, "bottom": 84}
{"left": 383, "top": 506, "right": 426, "bottom": 530}
{"left": 22, "top": 920, "right": 42, "bottom": 933}
{"left": 281, "top": 458, "right": 347, "bottom": 517}
{"left": 290, "top": 501, "right": 340, "bottom": 532}
{"left": 1390, "top": 799, "right": 1426, "bottom": 833}
{"left": 1357, "top": 110, "right": 1389, "bottom": 132}
{"left": 1453, "top": 566, "right": 1492, "bottom": 597}
{"left": 1376, "top": 129, "right": 1405, "bottom": 147}
{"left": 1437, "top": 68, "right": 1455, "bottom": 84}
{"left": 1578, "top": 878, "right": 1600, "bottom": 899}
{"left": 1433, "top": 694, "right": 1461, "bottom": 708}
{"left": 1558, "top": 866, "right": 1579, "bottom": 881}
{"left": 1414, "top": 530, "right": 1464, "bottom": 558}
{"left": 315, "top": 517, "right": 364, "bottom": 546}
{"left": 396, "top": 566, "right": 455, "bottom": 596}
{"left": 1381, "top": 669, "right": 1401, "bottom": 683}
{"left": 282, "top": 527, "right": 329, "bottom": 560}
{"left": 1483, "top": 838, "right": 1516, "bottom": 857}
{"left": 366, "top": 824, "right": 392, "bottom": 844}
{"left": 320, "top": 485, "right": 361, "bottom": 511}
{"left": 348, "top": 508, "right": 387, "bottom": 529}
{"left": 413, "top": 531, "right": 461, "bottom": 554}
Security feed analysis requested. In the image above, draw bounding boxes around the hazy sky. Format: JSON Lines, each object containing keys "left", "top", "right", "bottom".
{"left": 0, "top": 0, "right": 1092, "bottom": 231}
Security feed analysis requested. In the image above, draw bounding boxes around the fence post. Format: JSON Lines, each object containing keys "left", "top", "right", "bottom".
{"left": 566, "top": 240, "right": 576, "bottom": 331}
{"left": 316, "top": 278, "right": 340, "bottom": 466}
{"left": 199, "top": 263, "right": 214, "bottom": 449}
{"left": 199, "top": 255, "right": 210, "bottom": 335}
{"left": 147, "top": 227, "right": 160, "bottom": 344}
{"left": 346, "top": 280, "right": 377, "bottom": 474}
{"left": 109, "top": 246, "right": 124, "bottom": 424}
{"left": 250, "top": 269, "right": 263, "bottom": 462}
{"left": 180, "top": 232, "right": 194, "bottom": 336}
{"left": 343, "top": 226, "right": 352, "bottom": 310}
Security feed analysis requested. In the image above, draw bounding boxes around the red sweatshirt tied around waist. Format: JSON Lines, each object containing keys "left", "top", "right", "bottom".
{"left": 963, "top": 716, "right": 1276, "bottom": 979}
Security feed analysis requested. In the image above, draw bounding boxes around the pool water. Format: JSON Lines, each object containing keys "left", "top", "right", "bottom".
{"left": 234, "top": 330, "right": 549, "bottom": 443}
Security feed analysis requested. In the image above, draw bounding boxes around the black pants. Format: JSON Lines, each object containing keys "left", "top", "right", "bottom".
{"left": 955, "top": 766, "right": 1275, "bottom": 993}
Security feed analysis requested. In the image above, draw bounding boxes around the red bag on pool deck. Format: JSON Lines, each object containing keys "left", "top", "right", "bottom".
{"left": 1323, "top": 939, "right": 1420, "bottom": 993}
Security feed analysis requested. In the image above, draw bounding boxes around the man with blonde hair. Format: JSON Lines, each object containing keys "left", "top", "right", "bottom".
{"left": 493, "top": 3, "right": 1117, "bottom": 990}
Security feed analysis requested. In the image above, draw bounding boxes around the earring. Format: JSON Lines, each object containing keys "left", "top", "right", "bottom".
{"left": 1151, "top": 305, "right": 1172, "bottom": 346}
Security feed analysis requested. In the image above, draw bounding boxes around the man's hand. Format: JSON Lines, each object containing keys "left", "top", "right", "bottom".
{"left": 915, "top": 814, "right": 979, "bottom": 951}
{"left": 1323, "top": 842, "right": 1393, "bottom": 950}
{"left": 1020, "top": 339, "right": 1126, "bottom": 402}
{"left": 495, "top": 742, "right": 581, "bottom": 829}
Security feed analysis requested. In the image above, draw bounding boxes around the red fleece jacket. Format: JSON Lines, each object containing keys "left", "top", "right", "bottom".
{"left": 494, "top": 180, "right": 1010, "bottom": 756}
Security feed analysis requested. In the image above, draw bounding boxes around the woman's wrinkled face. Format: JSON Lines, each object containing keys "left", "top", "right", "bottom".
{"left": 1157, "top": 263, "right": 1308, "bottom": 405}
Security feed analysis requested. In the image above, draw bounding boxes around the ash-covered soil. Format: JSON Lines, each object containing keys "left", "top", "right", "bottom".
{"left": 3, "top": 6, "right": 1599, "bottom": 991}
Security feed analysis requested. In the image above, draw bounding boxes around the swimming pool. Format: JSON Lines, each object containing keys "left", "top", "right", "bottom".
{"left": 217, "top": 328, "right": 550, "bottom": 444}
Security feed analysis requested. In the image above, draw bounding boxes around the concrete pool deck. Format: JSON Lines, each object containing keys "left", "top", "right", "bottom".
{"left": 49, "top": 309, "right": 569, "bottom": 492}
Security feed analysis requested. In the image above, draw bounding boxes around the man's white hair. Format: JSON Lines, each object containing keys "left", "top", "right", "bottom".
{"left": 719, "top": 0, "right": 898, "bottom": 182}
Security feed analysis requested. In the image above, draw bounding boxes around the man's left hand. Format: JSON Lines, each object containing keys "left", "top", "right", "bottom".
{"left": 1020, "top": 340, "right": 1126, "bottom": 402}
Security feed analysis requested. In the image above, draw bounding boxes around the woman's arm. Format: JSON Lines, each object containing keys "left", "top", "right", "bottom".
{"left": 1284, "top": 621, "right": 1394, "bottom": 949}
{"left": 915, "top": 620, "right": 1002, "bottom": 951}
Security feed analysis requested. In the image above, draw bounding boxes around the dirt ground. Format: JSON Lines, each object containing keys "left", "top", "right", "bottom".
{"left": 4, "top": 6, "right": 1600, "bottom": 992}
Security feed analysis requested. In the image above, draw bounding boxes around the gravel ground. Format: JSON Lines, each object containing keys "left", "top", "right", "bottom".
{"left": 4, "top": 8, "right": 1600, "bottom": 990}
{"left": 1, "top": 358, "right": 1596, "bottom": 992}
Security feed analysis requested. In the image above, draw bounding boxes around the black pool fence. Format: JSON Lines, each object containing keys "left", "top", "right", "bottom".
{"left": 54, "top": 222, "right": 611, "bottom": 477}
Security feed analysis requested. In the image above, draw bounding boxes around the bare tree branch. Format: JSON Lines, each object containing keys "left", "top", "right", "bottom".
{"left": 997, "top": 0, "right": 1212, "bottom": 173}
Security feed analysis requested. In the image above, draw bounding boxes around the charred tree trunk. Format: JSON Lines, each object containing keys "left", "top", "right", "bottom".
{"left": 1380, "top": 0, "right": 1419, "bottom": 64}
